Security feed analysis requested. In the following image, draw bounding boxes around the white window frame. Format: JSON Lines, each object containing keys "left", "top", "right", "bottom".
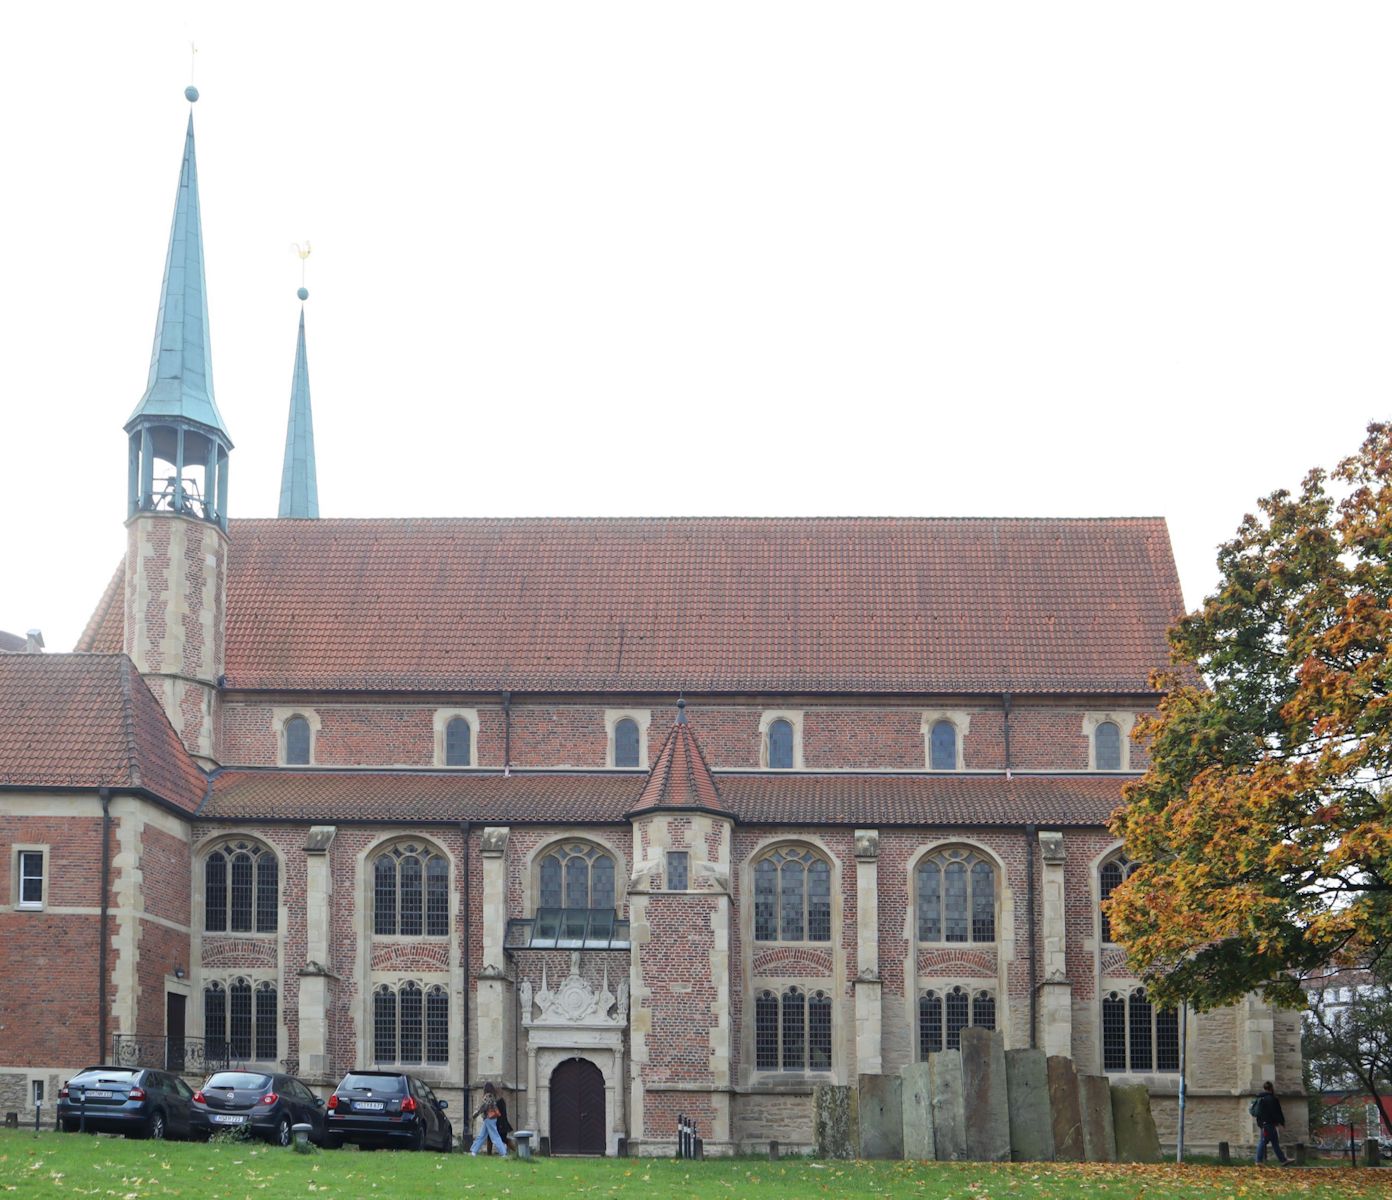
{"left": 433, "top": 708, "right": 480, "bottom": 767}
{"left": 14, "top": 845, "right": 47, "bottom": 911}
{"left": 604, "top": 709, "right": 651, "bottom": 769}
{"left": 759, "top": 710, "right": 804, "bottom": 770}
{"left": 1082, "top": 712, "right": 1136, "bottom": 771}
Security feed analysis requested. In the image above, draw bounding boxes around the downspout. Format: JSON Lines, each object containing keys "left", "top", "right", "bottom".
{"left": 460, "top": 821, "right": 472, "bottom": 1122}
{"left": 98, "top": 788, "right": 112, "bottom": 1063}
{"left": 501, "top": 692, "right": 513, "bottom": 776}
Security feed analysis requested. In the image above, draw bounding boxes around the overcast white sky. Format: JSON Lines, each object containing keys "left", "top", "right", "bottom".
{"left": 3, "top": 2, "right": 1390, "bottom": 651}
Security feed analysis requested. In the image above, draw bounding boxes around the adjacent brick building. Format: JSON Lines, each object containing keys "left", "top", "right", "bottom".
{"left": 0, "top": 91, "right": 1304, "bottom": 1153}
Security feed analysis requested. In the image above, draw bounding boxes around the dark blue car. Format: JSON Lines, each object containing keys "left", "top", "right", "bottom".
{"left": 58, "top": 1066, "right": 194, "bottom": 1140}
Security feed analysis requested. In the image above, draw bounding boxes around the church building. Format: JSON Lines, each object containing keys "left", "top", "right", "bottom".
{"left": 0, "top": 91, "right": 1303, "bottom": 1155}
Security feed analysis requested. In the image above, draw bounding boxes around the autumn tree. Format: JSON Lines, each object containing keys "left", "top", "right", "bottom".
{"left": 1303, "top": 961, "right": 1392, "bottom": 1139}
{"left": 1110, "top": 422, "right": 1392, "bottom": 1019}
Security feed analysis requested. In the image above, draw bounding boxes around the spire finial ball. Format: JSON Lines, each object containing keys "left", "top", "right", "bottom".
{"left": 297, "top": 287, "right": 309, "bottom": 301}
{"left": 185, "top": 86, "right": 200, "bottom": 103}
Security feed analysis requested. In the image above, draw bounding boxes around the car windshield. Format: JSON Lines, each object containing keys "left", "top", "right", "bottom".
{"left": 69, "top": 1069, "right": 139, "bottom": 1086}
{"left": 338, "top": 1074, "right": 405, "bottom": 1094}
{"left": 205, "top": 1072, "right": 272, "bottom": 1090}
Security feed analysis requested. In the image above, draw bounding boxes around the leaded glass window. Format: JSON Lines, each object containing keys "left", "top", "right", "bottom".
{"left": 614, "top": 718, "right": 641, "bottom": 768}
{"left": 400, "top": 982, "right": 424, "bottom": 1063}
{"left": 1102, "top": 991, "right": 1127, "bottom": 1071}
{"left": 1128, "top": 989, "right": 1154, "bottom": 1071}
{"left": 254, "top": 983, "right": 278, "bottom": 1061}
{"left": 919, "top": 986, "right": 994, "bottom": 1058}
{"left": 538, "top": 842, "right": 617, "bottom": 912}
{"left": 1102, "top": 988, "right": 1178, "bottom": 1073}
{"left": 808, "top": 991, "right": 833, "bottom": 1070}
{"left": 945, "top": 985, "right": 970, "bottom": 1049}
{"left": 372, "top": 843, "right": 449, "bottom": 937}
{"left": 1095, "top": 721, "right": 1122, "bottom": 771}
{"left": 781, "top": 987, "right": 805, "bottom": 1069}
{"left": 768, "top": 719, "right": 794, "bottom": 770}
{"left": 205, "top": 842, "right": 277, "bottom": 934}
{"left": 755, "top": 991, "right": 779, "bottom": 1069}
{"left": 374, "top": 986, "right": 397, "bottom": 1063}
{"left": 445, "top": 717, "right": 471, "bottom": 766}
{"left": 1099, "top": 857, "right": 1136, "bottom": 943}
{"left": 204, "top": 982, "right": 227, "bottom": 1060}
{"left": 919, "top": 991, "right": 943, "bottom": 1056}
{"left": 666, "top": 851, "right": 689, "bottom": 891}
{"left": 916, "top": 849, "right": 996, "bottom": 944}
{"left": 229, "top": 979, "right": 253, "bottom": 1059}
{"left": 753, "top": 846, "right": 831, "bottom": 942}
{"left": 930, "top": 720, "right": 957, "bottom": 770}
{"left": 426, "top": 986, "right": 450, "bottom": 1064}
{"left": 373, "top": 983, "right": 449, "bottom": 1066}
{"left": 284, "top": 715, "right": 311, "bottom": 765}
{"left": 754, "top": 987, "right": 832, "bottom": 1072}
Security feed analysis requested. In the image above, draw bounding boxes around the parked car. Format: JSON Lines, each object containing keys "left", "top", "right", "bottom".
{"left": 191, "top": 1070, "right": 326, "bottom": 1145}
{"left": 324, "top": 1071, "right": 452, "bottom": 1151}
{"left": 57, "top": 1066, "right": 195, "bottom": 1140}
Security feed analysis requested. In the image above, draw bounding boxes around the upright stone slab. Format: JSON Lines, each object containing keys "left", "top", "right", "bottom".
{"left": 960, "top": 1027, "right": 1010, "bottom": 1162}
{"left": 858, "top": 1074, "right": 904, "bottom": 1160}
{"left": 1005, "top": 1048, "right": 1055, "bottom": 1162}
{"left": 1046, "top": 1055, "right": 1085, "bottom": 1162}
{"left": 1077, "top": 1074, "right": 1116, "bottom": 1163}
{"left": 899, "top": 1061, "right": 936, "bottom": 1161}
{"left": 813, "top": 1084, "right": 859, "bottom": 1160}
{"left": 1110, "top": 1083, "right": 1161, "bottom": 1163}
{"left": 927, "top": 1050, "right": 966, "bottom": 1161}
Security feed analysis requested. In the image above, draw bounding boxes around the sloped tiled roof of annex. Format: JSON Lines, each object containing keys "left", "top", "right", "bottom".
{"left": 629, "top": 711, "right": 727, "bottom": 816}
{"left": 0, "top": 654, "right": 206, "bottom": 811}
{"left": 78, "top": 516, "right": 1184, "bottom": 695}
{"left": 202, "top": 767, "right": 1127, "bottom": 827}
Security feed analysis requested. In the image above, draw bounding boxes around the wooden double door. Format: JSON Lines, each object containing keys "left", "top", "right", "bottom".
{"left": 550, "top": 1057, "right": 606, "bottom": 1155}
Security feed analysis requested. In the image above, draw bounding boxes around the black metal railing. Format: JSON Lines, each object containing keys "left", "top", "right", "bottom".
{"left": 110, "top": 1035, "right": 230, "bottom": 1075}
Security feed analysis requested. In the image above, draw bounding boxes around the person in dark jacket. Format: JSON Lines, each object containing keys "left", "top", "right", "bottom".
{"left": 1254, "top": 1080, "right": 1290, "bottom": 1165}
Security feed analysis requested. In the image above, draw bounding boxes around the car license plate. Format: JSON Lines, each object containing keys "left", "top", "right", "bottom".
{"left": 83, "top": 1091, "right": 113, "bottom": 1099}
{"left": 354, "top": 1101, "right": 384, "bottom": 1111}
{"left": 212, "top": 1114, "right": 247, "bottom": 1124}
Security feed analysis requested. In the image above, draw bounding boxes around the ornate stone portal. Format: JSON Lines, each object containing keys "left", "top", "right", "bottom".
{"left": 522, "top": 952, "right": 628, "bottom": 1155}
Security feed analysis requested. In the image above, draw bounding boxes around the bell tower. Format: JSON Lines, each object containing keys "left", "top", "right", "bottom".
{"left": 123, "top": 86, "right": 230, "bottom": 766}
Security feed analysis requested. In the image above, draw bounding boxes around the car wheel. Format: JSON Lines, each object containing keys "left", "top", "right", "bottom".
{"left": 409, "top": 1124, "right": 426, "bottom": 1152}
{"left": 147, "top": 1111, "right": 167, "bottom": 1140}
{"left": 438, "top": 1122, "right": 453, "bottom": 1152}
{"left": 275, "top": 1115, "right": 292, "bottom": 1147}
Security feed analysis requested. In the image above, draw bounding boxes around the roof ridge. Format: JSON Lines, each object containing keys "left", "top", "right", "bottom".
{"left": 226, "top": 514, "right": 1172, "bottom": 527}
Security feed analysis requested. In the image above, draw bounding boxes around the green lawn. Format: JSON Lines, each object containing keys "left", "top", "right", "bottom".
{"left": 0, "top": 1130, "right": 1384, "bottom": 1199}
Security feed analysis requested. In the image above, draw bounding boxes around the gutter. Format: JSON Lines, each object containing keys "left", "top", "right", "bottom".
{"left": 98, "top": 788, "right": 112, "bottom": 1063}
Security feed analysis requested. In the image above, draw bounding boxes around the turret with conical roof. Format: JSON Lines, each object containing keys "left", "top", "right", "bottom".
{"left": 122, "top": 87, "right": 230, "bottom": 767}
{"left": 278, "top": 290, "right": 319, "bottom": 518}
{"left": 124, "top": 85, "right": 231, "bottom": 531}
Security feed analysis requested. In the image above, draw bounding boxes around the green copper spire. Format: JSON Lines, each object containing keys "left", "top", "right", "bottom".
{"left": 125, "top": 98, "right": 230, "bottom": 442}
{"left": 278, "top": 298, "right": 319, "bottom": 518}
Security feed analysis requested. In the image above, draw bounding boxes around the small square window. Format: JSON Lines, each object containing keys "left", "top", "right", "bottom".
{"left": 17, "top": 850, "right": 44, "bottom": 909}
{"left": 667, "top": 852, "right": 689, "bottom": 891}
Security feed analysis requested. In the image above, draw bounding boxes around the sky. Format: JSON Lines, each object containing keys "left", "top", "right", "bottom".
{"left": 3, "top": 2, "right": 1391, "bottom": 651}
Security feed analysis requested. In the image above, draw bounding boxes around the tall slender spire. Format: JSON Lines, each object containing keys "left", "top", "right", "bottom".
{"left": 278, "top": 289, "right": 319, "bottom": 518}
{"left": 125, "top": 88, "right": 230, "bottom": 441}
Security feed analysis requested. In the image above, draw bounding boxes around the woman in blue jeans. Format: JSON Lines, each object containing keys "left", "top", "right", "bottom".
{"left": 470, "top": 1082, "right": 509, "bottom": 1157}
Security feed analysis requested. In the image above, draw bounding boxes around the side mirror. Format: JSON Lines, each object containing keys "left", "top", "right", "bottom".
{"left": 315, "top": 1097, "right": 325, "bottom": 1106}
{"left": 437, "top": 1100, "right": 448, "bottom": 1110}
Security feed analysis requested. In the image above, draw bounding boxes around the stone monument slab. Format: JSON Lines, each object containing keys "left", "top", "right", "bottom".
{"left": 1077, "top": 1074, "right": 1116, "bottom": 1163}
{"left": 1005, "top": 1048, "right": 1055, "bottom": 1161}
{"left": 960, "top": 1027, "right": 1010, "bottom": 1162}
{"left": 900, "top": 1061, "right": 936, "bottom": 1161}
{"left": 927, "top": 1050, "right": 966, "bottom": 1161}
{"left": 858, "top": 1074, "right": 904, "bottom": 1160}
{"left": 1110, "top": 1084, "right": 1161, "bottom": 1163}
{"left": 813, "top": 1083, "right": 859, "bottom": 1159}
{"left": 1046, "top": 1055, "right": 1085, "bottom": 1162}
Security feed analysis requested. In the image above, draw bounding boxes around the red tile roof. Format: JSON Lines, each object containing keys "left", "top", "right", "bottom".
{"left": 202, "top": 767, "right": 1125, "bottom": 827}
{"left": 629, "top": 708, "right": 726, "bottom": 816}
{"left": 0, "top": 654, "right": 207, "bottom": 811}
{"left": 79, "top": 517, "right": 1184, "bottom": 696}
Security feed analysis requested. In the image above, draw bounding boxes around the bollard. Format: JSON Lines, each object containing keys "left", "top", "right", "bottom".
{"left": 539, "top": 1135, "right": 551, "bottom": 1156}
{"left": 513, "top": 1130, "right": 534, "bottom": 1160}
{"left": 1217, "top": 1141, "right": 1230, "bottom": 1164}
{"left": 616, "top": 1137, "right": 627, "bottom": 1158}
{"left": 768, "top": 1139, "right": 780, "bottom": 1161}
{"left": 3, "top": 1113, "right": 16, "bottom": 1129}
{"left": 34, "top": 1103, "right": 41, "bottom": 1134}
{"left": 291, "top": 1122, "right": 314, "bottom": 1152}
{"left": 694, "top": 1135, "right": 704, "bottom": 1160}
{"left": 1365, "top": 1139, "right": 1381, "bottom": 1167}
{"left": 1294, "top": 1143, "right": 1306, "bottom": 1166}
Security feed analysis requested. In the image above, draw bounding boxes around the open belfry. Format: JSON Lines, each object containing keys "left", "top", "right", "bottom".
{"left": 0, "top": 89, "right": 1303, "bottom": 1156}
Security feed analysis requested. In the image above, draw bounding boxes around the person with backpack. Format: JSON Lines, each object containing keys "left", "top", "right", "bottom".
{"left": 1251, "top": 1080, "right": 1290, "bottom": 1165}
{"left": 469, "top": 1082, "right": 509, "bottom": 1157}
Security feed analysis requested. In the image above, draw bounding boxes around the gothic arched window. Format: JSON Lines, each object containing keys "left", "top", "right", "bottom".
{"left": 919, "top": 986, "right": 995, "bottom": 1057}
{"left": 930, "top": 720, "right": 957, "bottom": 770}
{"left": 204, "top": 841, "right": 278, "bottom": 933}
{"left": 753, "top": 846, "right": 831, "bottom": 942}
{"left": 767, "top": 719, "right": 794, "bottom": 770}
{"left": 1095, "top": 721, "right": 1122, "bottom": 771}
{"left": 538, "top": 842, "right": 616, "bottom": 911}
{"left": 1099, "top": 855, "right": 1137, "bottom": 943}
{"left": 284, "top": 715, "right": 312, "bottom": 765}
{"left": 916, "top": 848, "right": 996, "bottom": 943}
{"left": 614, "top": 718, "right": 641, "bottom": 768}
{"left": 373, "top": 842, "right": 450, "bottom": 937}
{"left": 754, "top": 987, "right": 833, "bottom": 1071}
{"left": 445, "top": 717, "right": 471, "bottom": 766}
